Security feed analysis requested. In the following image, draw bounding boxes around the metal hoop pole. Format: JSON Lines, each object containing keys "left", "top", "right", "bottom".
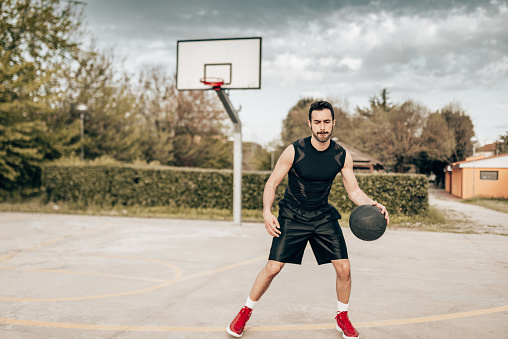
{"left": 214, "top": 88, "right": 242, "bottom": 225}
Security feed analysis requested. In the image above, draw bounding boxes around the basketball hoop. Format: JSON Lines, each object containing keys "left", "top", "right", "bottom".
{"left": 200, "top": 77, "right": 224, "bottom": 90}
{"left": 177, "top": 37, "right": 262, "bottom": 226}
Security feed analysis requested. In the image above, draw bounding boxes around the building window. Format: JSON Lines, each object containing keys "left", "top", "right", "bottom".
{"left": 480, "top": 171, "right": 498, "bottom": 180}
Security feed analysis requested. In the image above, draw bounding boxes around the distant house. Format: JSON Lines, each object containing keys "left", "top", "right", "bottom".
{"left": 477, "top": 142, "right": 498, "bottom": 158}
{"left": 335, "top": 140, "right": 384, "bottom": 173}
{"left": 444, "top": 153, "right": 508, "bottom": 199}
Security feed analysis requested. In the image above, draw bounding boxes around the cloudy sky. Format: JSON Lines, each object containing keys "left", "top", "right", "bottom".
{"left": 83, "top": 0, "right": 508, "bottom": 146}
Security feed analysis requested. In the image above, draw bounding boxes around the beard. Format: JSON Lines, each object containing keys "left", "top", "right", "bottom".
{"left": 312, "top": 127, "right": 333, "bottom": 143}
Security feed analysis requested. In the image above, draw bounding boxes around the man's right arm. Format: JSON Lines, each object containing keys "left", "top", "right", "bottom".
{"left": 263, "top": 145, "right": 294, "bottom": 237}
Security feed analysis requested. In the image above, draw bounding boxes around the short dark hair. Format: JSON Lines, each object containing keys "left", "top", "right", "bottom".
{"left": 309, "top": 100, "right": 334, "bottom": 121}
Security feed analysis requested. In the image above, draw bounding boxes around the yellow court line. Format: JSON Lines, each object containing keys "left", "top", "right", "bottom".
{"left": 1, "top": 254, "right": 180, "bottom": 283}
{"left": 0, "top": 255, "right": 266, "bottom": 302}
{"left": 457, "top": 240, "right": 508, "bottom": 245}
{"left": 0, "top": 266, "right": 168, "bottom": 283}
{"left": 0, "top": 305, "right": 506, "bottom": 332}
{"left": 39, "top": 237, "right": 65, "bottom": 247}
{"left": 353, "top": 304, "right": 508, "bottom": 328}
{"left": 0, "top": 258, "right": 183, "bottom": 302}
{"left": 0, "top": 253, "right": 18, "bottom": 262}
{"left": 0, "top": 227, "right": 97, "bottom": 263}
{"left": 179, "top": 256, "right": 268, "bottom": 282}
{"left": 0, "top": 274, "right": 182, "bottom": 302}
{"left": 429, "top": 236, "right": 508, "bottom": 246}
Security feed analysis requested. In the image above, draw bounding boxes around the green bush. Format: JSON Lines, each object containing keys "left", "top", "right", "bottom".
{"left": 0, "top": 187, "right": 42, "bottom": 203}
{"left": 42, "top": 163, "right": 428, "bottom": 215}
{"left": 329, "top": 174, "right": 428, "bottom": 215}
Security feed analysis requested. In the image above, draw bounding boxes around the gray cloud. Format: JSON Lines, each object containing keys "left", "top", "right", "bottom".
{"left": 83, "top": 0, "right": 505, "bottom": 43}
{"left": 82, "top": 0, "right": 508, "bottom": 144}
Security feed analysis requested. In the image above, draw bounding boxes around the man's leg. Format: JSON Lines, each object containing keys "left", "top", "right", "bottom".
{"left": 227, "top": 260, "right": 285, "bottom": 337}
{"left": 332, "top": 259, "right": 359, "bottom": 339}
{"left": 331, "top": 259, "right": 351, "bottom": 303}
{"left": 249, "top": 260, "right": 285, "bottom": 301}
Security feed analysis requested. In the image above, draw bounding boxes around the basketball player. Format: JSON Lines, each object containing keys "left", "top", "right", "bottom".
{"left": 227, "top": 100, "right": 389, "bottom": 339}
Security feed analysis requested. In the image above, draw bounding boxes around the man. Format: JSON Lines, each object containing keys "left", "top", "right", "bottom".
{"left": 227, "top": 100, "right": 389, "bottom": 339}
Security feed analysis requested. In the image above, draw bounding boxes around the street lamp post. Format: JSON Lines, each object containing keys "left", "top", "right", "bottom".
{"left": 76, "top": 104, "right": 88, "bottom": 161}
{"left": 470, "top": 137, "right": 478, "bottom": 198}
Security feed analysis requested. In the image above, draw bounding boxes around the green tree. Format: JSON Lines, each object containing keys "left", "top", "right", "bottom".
{"left": 281, "top": 97, "right": 350, "bottom": 146}
{"left": 369, "top": 88, "right": 393, "bottom": 113}
{"left": 172, "top": 89, "right": 229, "bottom": 167}
{"left": 350, "top": 92, "right": 476, "bottom": 176}
{"left": 0, "top": 0, "right": 83, "bottom": 190}
{"left": 281, "top": 97, "right": 314, "bottom": 145}
{"left": 413, "top": 112, "right": 456, "bottom": 186}
{"left": 348, "top": 89, "right": 394, "bottom": 151}
{"left": 496, "top": 131, "right": 508, "bottom": 155}
{"left": 412, "top": 104, "right": 474, "bottom": 186}
{"left": 195, "top": 138, "right": 233, "bottom": 169}
{"left": 243, "top": 141, "right": 272, "bottom": 171}
{"left": 61, "top": 47, "right": 143, "bottom": 162}
{"left": 440, "top": 102, "right": 475, "bottom": 162}
{"left": 133, "top": 65, "right": 177, "bottom": 165}
{"left": 132, "top": 65, "right": 233, "bottom": 168}
{"left": 354, "top": 100, "right": 427, "bottom": 172}
{"left": 419, "top": 113, "right": 456, "bottom": 162}
{"left": 0, "top": 58, "right": 45, "bottom": 189}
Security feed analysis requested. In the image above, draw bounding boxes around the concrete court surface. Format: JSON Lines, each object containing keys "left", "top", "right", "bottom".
{"left": 0, "top": 212, "right": 507, "bottom": 339}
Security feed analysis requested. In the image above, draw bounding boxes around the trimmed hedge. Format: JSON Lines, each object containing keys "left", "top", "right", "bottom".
{"left": 329, "top": 173, "right": 428, "bottom": 215}
{"left": 42, "top": 164, "right": 428, "bottom": 215}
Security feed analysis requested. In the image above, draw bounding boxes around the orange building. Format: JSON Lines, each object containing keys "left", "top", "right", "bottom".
{"left": 444, "top": 153, "right": 508, "bottom": 199}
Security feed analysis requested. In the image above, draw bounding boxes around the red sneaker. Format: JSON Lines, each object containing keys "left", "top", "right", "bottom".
{"left": 336, "top": 311, "right": 359, "bottom": 339}
{"left": 227, "top": 306, "right": 252, "bottom": 337}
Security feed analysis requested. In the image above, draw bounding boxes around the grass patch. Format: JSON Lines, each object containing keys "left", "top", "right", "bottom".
{"left": 0, "top": 196, "right": 265, "bottom": 222}
{"left": 461, "top": 197, "right": 508, "bottom": 214}
{"left": 385, "top": 206, "right": 468, "bottom": 233}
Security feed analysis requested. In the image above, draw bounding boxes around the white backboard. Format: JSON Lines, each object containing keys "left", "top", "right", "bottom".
{"left": 176, "top": 37, "right": 262, "bottom": 90}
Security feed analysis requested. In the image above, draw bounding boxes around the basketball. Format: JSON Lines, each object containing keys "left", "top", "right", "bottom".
{"left": 349, "top": 204, "right": 387, "bottom": 241}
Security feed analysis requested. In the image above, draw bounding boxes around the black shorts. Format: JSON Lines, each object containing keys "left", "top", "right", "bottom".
{"left": 268, "top": 201, "right": 348, "bottom": 265}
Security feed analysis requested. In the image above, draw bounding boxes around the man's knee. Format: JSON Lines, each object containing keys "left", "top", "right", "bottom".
{"left": 264, "top": 260, "right": 284, "bottom": 278}
{"left": 332, "top": 259, "right": 351, "bottom": 279}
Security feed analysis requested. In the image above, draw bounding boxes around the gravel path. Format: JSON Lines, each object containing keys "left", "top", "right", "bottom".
{"left": 428, "top": 187, "right": 508, "bottom": 236}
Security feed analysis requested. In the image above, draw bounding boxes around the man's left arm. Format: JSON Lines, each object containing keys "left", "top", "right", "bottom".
{"left": 341, "top": 151, "right": 390, "bottom": 225}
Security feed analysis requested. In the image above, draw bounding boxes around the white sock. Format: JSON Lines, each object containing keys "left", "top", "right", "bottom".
{"left": 337, "top": 300, "right": 348, "bottom": 313}
{"left": 245, "top": 296, "right": 257, "bottom": 309}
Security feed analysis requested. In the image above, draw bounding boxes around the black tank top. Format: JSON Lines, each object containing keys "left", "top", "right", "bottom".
{"left": 282, "top": 136, "right": 347, "bottom": 210}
